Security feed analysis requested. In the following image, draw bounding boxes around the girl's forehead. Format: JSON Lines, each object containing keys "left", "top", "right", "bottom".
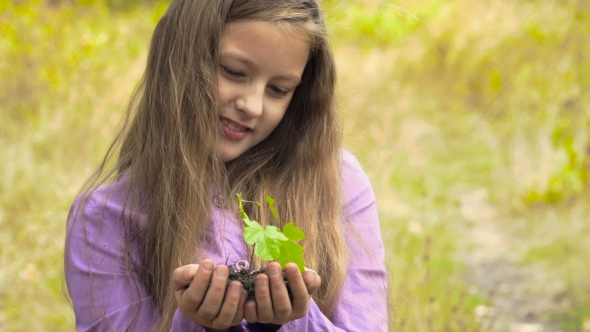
{"left": 222, "top": 21, "right": 309, "bottom": 52}
{"left": 222, "top": 20, "right": 313, "bottom": 47}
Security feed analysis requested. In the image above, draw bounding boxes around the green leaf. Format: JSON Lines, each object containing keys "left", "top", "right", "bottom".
{"left": 243, "top": 221, "right": 263, "bottom": 244}
{"left": 266, "top": 194, "right": 279, "bottom": 221}
{"left": 244, "top": 224, "right": 288, "bottom": 261}
{"left": 278, "top": 241, "right": 306, "bottom": 273}
{"left": 282, "top": 222, "right": 306, "bottom": 241}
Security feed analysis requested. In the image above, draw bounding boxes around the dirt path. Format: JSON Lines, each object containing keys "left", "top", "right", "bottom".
{"left": 459, "top": 189, "right": 560, "bottom": 332}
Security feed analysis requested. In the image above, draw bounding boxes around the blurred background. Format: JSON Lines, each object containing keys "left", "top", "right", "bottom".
{"left": 1, "top": 0, "right": 589, "bottom": 330}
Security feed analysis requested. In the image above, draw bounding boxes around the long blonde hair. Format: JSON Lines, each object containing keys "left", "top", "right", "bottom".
{"left": 68, "top": 1, "right": 346, "bottom": 331}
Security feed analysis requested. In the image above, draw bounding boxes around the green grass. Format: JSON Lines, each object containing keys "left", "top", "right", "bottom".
{"left": 1, "top": 0, "right": 590, "bottom": 331}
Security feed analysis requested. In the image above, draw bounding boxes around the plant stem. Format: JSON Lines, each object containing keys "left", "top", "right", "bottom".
{"left": 257, "top": 202, "right": 261, "bottom": 222}
{"left": 252, "top": 203, "right": 261, "bottom": 273}
{"left": 250, "top": 244, "right": 255, "bottom": 272}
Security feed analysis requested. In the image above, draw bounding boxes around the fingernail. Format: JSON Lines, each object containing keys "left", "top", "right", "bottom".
{"left": 216, "top": 266, "right": 229, "bottom": 277}
{"left": 256, "top": 277, "right": 267, "bottom": 287}
{"left": 285, "top": 263, "right": 299, "bottom": 276}
{"left": 230, "top": 282, "right": 242, "bottom": 294}
{"left": 304, "top": 271, "right": 315, "bottom": 287}
{"left": 267, "top": 264, "right": 280, "bottom": 276}
{"left": 246, "top": 302, "right": 256, "bottom": 313}
{"left": 202, "top": 261, "right": 214, "bottom": 271}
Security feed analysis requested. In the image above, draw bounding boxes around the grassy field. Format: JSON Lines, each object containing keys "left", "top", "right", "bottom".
{"left": 1, "top": 0, "right": 589, "bottom": 331}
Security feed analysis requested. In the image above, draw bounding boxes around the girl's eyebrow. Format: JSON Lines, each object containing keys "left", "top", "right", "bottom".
{"left": 221, "top": 50, "right": 254, "bottom": 67}
{"left": 221, "top": 50, "right": 302, "bottom": 85}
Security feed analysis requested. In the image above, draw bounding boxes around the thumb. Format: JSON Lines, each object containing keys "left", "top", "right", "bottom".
{"left": 303, "top": 268, "right": 321, "bottom": 295}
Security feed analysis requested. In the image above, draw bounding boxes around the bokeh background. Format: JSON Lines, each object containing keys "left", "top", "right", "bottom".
{"left": 1, "top": 0, "right": 589, "bottom": 330}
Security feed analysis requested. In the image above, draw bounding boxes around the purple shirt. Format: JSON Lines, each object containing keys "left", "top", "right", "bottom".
{"left": 65, "top": 150, "right": 388, "bottom": 331}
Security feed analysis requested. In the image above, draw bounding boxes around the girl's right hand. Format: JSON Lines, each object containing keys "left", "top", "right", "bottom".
{"left": 173, "top": 259, "right": 248, "bottom": 331}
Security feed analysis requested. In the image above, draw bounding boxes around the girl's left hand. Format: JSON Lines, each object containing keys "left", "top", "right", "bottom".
{"left": 244, "top": 262, "right": 321, "bottom": 325}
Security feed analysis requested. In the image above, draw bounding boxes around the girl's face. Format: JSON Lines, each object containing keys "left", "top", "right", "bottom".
{"left": 217, "top": 21, "right": 310, "bottom": 162}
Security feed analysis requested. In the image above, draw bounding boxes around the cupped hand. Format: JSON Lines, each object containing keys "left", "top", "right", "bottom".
{"left": 244, "top": 262, "right": 322, "bottom": 325}
{"left": 173, "top": 259, "right": 247, "bottom": 331}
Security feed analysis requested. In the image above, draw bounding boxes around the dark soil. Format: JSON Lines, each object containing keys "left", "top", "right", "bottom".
{"left": 226, "top": 266, "right": 290, "bottom": 301}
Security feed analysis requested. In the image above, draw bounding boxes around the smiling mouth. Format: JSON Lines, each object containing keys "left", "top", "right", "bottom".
{"left": 221, "top": 117, "right": 250, "bottom": 132}
{"left": 220, "top": 117, "right": 251, "bottom": 141}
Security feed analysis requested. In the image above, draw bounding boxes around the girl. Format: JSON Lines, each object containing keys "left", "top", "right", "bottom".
{"left": 64, "top": 0, "right": 388, "bottom": 331}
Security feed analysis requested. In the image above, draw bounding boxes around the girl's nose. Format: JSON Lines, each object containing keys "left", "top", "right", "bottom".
{"left": 235, "top": 83, "right": 263, "bottom": 118}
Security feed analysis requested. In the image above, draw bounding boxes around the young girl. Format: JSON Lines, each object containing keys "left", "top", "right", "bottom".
{"left": 64, "top": 0, "right": 388, "bottom": 331}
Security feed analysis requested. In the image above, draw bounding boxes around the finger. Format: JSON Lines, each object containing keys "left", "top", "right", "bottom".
{"left": 254, "top": 273, "right": 274, "bottom": 323}
{"left": 266, "top": 262, "right": 291, "bottom": 321}
{"left": 285, "top": 263, "right": 309, "bottom": 317}
{"left": 172, "top": 264, "right": 199, "bottom": 291}
{"left": 303, "top": 268, "right": 321, "bottom": 296}
{"left": 231, "top": 289, "right": 248, "bottom": 326}
{"left": 211, "top": 281, "right": 243, "bottom": 328}
{"left": 244, "top": 300, "right": 257, "bottom": 323}
{"left": 180, "top": 260, "right": 214, "bottom": 311}
{"left": 173, "top": 264, "right": 200, "bottom": 305}
{"left": 197, "top": 264, "right": 229, "bottom": 321}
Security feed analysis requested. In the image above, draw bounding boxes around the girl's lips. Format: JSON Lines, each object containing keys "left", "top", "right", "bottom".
{"left": 220, "top": 117, "right": 250, "bottom": 141}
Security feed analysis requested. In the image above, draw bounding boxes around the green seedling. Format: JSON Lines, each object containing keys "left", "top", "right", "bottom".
{"left": 237, "top": 193, "right": 306, "bottom": 273}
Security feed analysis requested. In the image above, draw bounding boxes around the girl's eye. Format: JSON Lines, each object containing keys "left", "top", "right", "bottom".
{"left": 268, "top": 85, "right": 288, "bottom": 97}
{"left": 221, "top": 65, "right": 244, "bottom": 78}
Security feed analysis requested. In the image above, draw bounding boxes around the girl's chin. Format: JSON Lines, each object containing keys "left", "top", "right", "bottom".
{"left": 219, "top": 151, "right": 237, "bottom": 162}
{"left": 218, "top": 138, "right": 262, "bottom": 162}
{"left": 218, "top": 146, "right": 246, "bottom": 163}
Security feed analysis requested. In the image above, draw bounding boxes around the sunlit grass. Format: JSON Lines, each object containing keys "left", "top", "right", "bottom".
{"left": 1, "top": 0, "right": 589, "bottom": 331}
{"left": 0, "top": 1, "right": 163, "bottom": 330}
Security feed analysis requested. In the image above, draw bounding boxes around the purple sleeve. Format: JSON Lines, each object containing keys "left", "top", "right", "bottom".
{"left": 270, "top": 150, "right": 389, "bottom": 331}
{"left": 64, "top": 185, "right": 206, "bottom": 332}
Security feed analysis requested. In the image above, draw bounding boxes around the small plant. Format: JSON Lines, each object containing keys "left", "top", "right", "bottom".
{"left": 237, "top": 193, "right": 306, "bottom": 273}
{"left": 227, "top": 194, "right": 307, "bottom": 301}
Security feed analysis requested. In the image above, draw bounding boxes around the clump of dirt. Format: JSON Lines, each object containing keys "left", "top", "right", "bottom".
{"left": 227, "top": 265, "right": 289, "bottom": 301}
